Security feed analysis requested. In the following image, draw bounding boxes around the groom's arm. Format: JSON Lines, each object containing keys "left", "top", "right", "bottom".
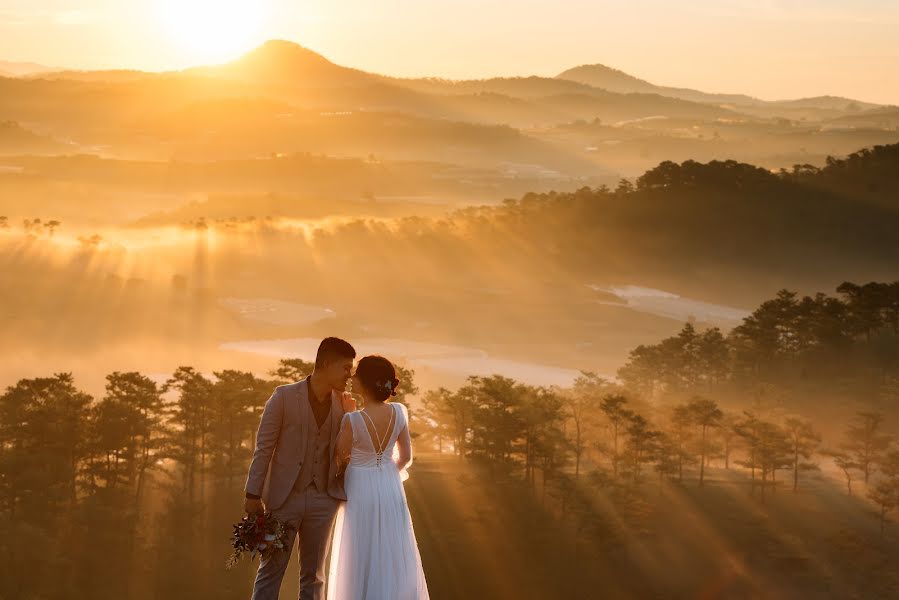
{"left": 334, "top": 413, "right": 353, "bottom": 475}
{"left": 244, "top": 386, "right": 284, "bottom": 499}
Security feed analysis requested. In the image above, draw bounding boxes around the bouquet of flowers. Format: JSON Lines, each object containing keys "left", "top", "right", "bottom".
{"left": 226, "top": 511, "right": 289, "bottom": 569}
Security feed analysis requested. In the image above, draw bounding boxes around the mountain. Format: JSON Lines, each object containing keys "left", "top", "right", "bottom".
{"left": 771, "top": 95, "right": 880, "bottom": 111}
{"left": 395, "top": 74, "right": 598, "bottom": 98}
{"left": 0, "top": 60, "right": 56, "bottom": 77}
{"left": 557, "top": 64, "right": 760, "bottom": 106}
{"left": 556, "top": 64, "right": 881, "bottom": 116}
{"left": 184, "top": 39, "right": 375, "bottom": 87}
{"left": 1, "top": 39, "right": 896, "bottom": 175}
{"left": 825, "top": 106, "right": 899, "bottom": 129}
{"left": 27, "top": 69, "right": 158, "bottom": 82}
{"left": 0, "top": 120, "right": 70, "bottom": 154}
{"left": 0, "top": 41, "right": 746, "bottom": 146}
{"left": 555, "top": 63, "right": 658, "bottom": 94}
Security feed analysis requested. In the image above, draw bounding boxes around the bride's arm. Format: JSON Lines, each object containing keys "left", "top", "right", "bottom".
{"left": 394, "top": 404, "right": 413, "bottom": 472}
{"left": 335, "top": 413, "right": 353, "bottom": 474}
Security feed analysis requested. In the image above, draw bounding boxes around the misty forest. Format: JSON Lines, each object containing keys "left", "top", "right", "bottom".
{"left": 2, "top": 39, "right": 899, "bottom": 600}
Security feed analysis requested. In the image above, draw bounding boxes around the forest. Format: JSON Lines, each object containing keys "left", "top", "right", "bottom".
{"left": 2, "top": 282, "right": 898, "bottom": 599}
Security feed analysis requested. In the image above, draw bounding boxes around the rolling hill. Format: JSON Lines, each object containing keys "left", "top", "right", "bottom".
{"left": 556, "top": 63, "right": 881, "bottom": 120}
{"left": 0, "top": 40, "right": 896, "bottom": 175}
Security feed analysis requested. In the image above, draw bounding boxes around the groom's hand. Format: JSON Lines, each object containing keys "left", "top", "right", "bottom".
{"left": 340, "top": 391, "right": 356, "bottom": 413}
{"left": 245, "top": 497, "right": 265, "bottom": 516}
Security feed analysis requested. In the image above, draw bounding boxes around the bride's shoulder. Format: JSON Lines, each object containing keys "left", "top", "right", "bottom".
{"left": 340, "top": 409, "right": 360, "bottom": 424}
{"left": 393, "top": 402, "right": 408, "bottom": 418}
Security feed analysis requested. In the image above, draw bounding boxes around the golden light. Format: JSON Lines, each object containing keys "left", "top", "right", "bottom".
{"left": 157, "top": 0, "right": 269, "bottom": 63}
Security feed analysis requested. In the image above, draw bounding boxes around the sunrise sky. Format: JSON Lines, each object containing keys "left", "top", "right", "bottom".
{"left": 0, "top": 0, "right": 897, "bottom": 104}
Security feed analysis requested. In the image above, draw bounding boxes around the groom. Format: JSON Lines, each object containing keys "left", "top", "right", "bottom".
{"left": 244, "top": 337, "right": 357, "bottom": 600}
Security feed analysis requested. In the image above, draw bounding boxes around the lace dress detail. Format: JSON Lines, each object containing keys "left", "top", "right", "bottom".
{"left": 359, "top": 404, "right": 396, "bottom": 469}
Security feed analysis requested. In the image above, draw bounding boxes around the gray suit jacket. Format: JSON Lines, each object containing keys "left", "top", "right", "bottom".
{"left": 244, "top": 378, "right": 349, "bottom": 511}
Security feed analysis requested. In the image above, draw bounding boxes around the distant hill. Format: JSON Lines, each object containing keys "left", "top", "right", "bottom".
{"left": 556, "top": 63, "right": 658, "bottom": 94}
{"left": 0, "top": 60, "right": 57, "bottom": 77}
{"left": 770, "top": 95, "right": 879, "bottom": 111}
{"left": 5, "top": 42, "right": 883, "bottom": 117}
{"left": 5, "top": 41, "right": 878, "bottom": 124}
{"left": 183, "top": 39, "right": 375, "bottom": 88}
{"left": 1, "top": 40, "right": 896, "bottom": 174}
{"left": 394, "top": 74, "right": 597, "bottom": 98}
{"left": 557, "top": 63, "right": 881, "bottom": 116}
{"left": 825, "top": 106, "right": 899, "bottom": 129}
{"left": 0, "top": 121, "right": 70, "bottom": 154}
{"left": 557, "top": 63, "right": 761, "bottom": 106}
{"left": 28, "top": 69, "right": 158, "bottom": 82}
{"left": 390, "top": 75, "right": 742, "bottom": 127}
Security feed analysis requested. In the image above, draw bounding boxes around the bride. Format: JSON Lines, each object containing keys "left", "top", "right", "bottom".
{"left": 326, "top": 355, "right": 430, "bottom": 600}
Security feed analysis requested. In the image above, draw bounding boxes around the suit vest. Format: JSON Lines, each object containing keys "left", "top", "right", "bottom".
{"left": 293, "top": 394, "right": 332, "bottom": 494}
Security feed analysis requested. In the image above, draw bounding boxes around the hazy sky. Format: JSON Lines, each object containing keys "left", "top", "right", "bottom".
{"left": 1, "top": 0, "right": 897, "bottom": 103}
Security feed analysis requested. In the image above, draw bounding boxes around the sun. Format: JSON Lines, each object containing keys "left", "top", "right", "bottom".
{"left": 157, "top": 0, "right": 269, "bottom": 64}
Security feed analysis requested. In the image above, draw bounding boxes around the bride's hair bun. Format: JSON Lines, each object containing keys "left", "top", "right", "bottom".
{"left": 354, "top": 355, "right": 399, "bottom": 402}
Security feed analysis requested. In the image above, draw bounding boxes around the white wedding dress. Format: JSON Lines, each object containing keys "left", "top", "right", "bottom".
{"left": 326, "top": 402, "right": 430, "bottom": 600}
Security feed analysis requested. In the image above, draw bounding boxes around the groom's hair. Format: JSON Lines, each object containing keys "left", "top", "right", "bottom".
{"left": 315, "top": 337, "right": 356, "bottom": 368}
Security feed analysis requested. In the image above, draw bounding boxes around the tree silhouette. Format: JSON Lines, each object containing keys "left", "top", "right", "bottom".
{"left": 268, "top": 357, "right": 314, "bottom": 383}
{"left": 618, "top": 344, "right": 663, "bottom": 399}
{"left": 163, "top": 367, "right": 214, "bottom": 502}
{"left": 867, "top": 448, "right": 899, "bottom": 536}
{"left": 101, "top": 372, "right": 166, "bottom": 506}
{"left": 668, "top": 404, "right": 695, "bottom": 483}
{"left": 682, "top": 396, "right": 723, "bottom": 486}
{"left": 0, "top": 374, "right": 91, "bottom": 514}
{"left": 86, "top": 391, "right": 138, "bottom": 491}
{"left": 22, "top": 218, "right": 42, "bottom": 236}
{"left": 623, "top": 412, "right": 662, "bottom": 483}
{"left": 867, "top": 479, "right": 898, "bottom": 537}
{"left": 783, "top": 416, "right": 821, "bottom": 492}
{"left": 527, "top": 388, "right": 568, "bottom": 501}
{"left": 822, "top": 449, "right": 861, "bottom": 496}
{"left": 599, "top": 394, "right": 633, "bottom": 479}
{"left": 614, "top": 178, "right": 634, "bottom": 195}
{"left": 420, "top": 388, "right": 454, "bottom": 453}
{"left": 467, "top": 375, "right": 524, "bottom": 465}
{"left": 729, "top": 290, "right": 800, "bottom": 379}
{"left": 718, "top": 412, "right": 740, "bottom": 469}
{"left": 565, "top": 372, "right": 606, "bottom": 480}
{"left": 754, "top": 421, "right": 791, "bottom": 502}
{"left": 734, "top": 411, "right": 763, "bottom": 492}
{"left": 619, "top": 324, "right": 732, "bottom": 396}
{"left": 842, "top": 411, "right": 892, "bottom": 485}
{"left": 210, "top": 370, "right": 271, "bottom": 490}
{"left": 651, "top": 432, "right": 681, "bottom": 491}
{"left": 422, "top": 385, "right": 476, "bottom": 458}
{"left": 392, "top": 364, "right": 419, "bottom": 417}
{"left": 43, "top": 220, "right": 61, "bottom": 236}
{"left": 837, "top": 281, "right": 892, "bottom": 341}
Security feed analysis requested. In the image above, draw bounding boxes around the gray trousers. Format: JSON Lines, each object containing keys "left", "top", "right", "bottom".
{"left": 251, "top": 484, "right": 341, "bottom": 600}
